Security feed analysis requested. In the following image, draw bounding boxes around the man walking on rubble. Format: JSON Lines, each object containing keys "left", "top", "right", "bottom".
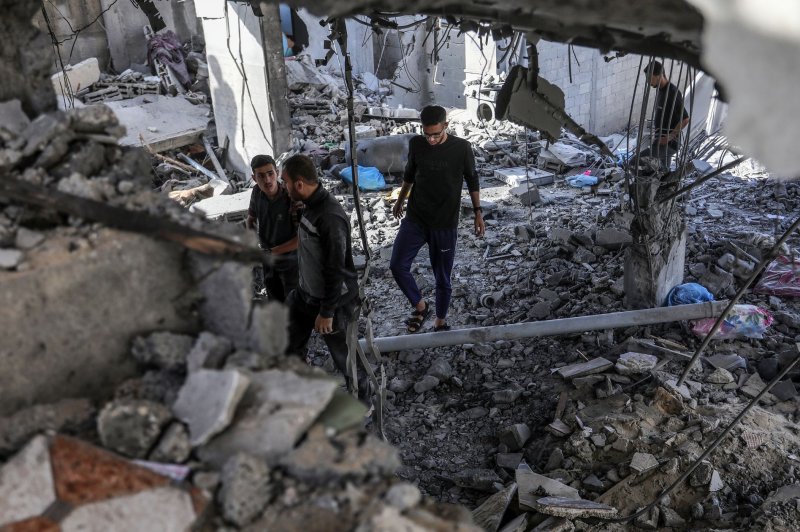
{"left": 390, "top": 105, "right": 485, "bottom": 333}
{"left": 281, "top": 154, "right": 370, "bottom": 404}
{"left": 247, "top": 154, "right": 301, "bottom": 302}
{"left": 637, "top": 60, "right": 690, "bottom": 170}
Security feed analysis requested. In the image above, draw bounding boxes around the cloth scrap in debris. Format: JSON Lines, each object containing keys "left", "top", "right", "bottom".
{"left": 754, "top": 255, "right": 800, "bottom": 297}
{"left": 147, "top": 30, "right": 191, "bottom": 88}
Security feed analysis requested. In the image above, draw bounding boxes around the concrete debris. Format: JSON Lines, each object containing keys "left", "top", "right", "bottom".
{"left": 0, "top": 248, "right": 23, "bottom": 269}
{"left": 0, "top": 435, "right": 56, "bottom": 527}
{"left": 97, "top": 399, "right": 172, "bottom": 458}
{"left": 385, "top": 482, "right": 423, "bottom": 511}
{"left": 472, "top": 482, "right": 517, "bottom": 532}
{"left": 614, "top": 352, "right": 659, "bottom": 375}
{"left": 499, "top": 423, "right": 531, "bottom": 450}
{"left": 517, "top": 468, "right": 580, "bottom": 510}
{"left": 532, "top": 497, "right": 618, "bottom": 518}
{"left": 0, "top": 398, "right": 94, "bottom": 456}
{"left": 149, "top": 422, "right": 191, "bottom": 464}
{"left": 629, "top": 452, "right": 659, "bottom": 474}
{"left": 218, "top": 452, "right": 272, "bottom": 527}
{"left": 172, "top": 369, "right": 250, "bottom": 446}
{"left": 556, "top": 358, "right": 613, "bottom": 379}
{"left": 706, "top": 367, "right": 735, "bottom": 384}
{"left": 186, "top": 331, "right": 234, "bottom": 372}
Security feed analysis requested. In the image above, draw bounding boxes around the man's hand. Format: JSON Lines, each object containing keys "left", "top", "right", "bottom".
{"left": 392, "top": 199, "right": 405, "bottom": 219}
{"left": 314, "top": 315, "right": 334, "bottom": 335}
{"left": 474, "top": 212, "right": 485, "bottom": 237}
{"left": 657, "top": 135, "right": 671, "bottom": 146}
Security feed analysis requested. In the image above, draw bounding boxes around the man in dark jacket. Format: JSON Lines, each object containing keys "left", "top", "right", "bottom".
{"left": 247, "top": 154, "right": 300, "bottom": 302}
{"left": 390, "top": 105, "right": 485, "bottom": 333}
{"left": 638, "top": 60, "right": 690, "bottom": 170}
{"left": 281, "top": 154, "right": 369, "bottom": 402}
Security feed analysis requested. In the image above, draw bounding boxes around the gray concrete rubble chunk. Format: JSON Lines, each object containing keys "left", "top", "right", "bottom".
{"left": 634, "top": 505, "right": 660, "bottom": 529}
{"left": 56, "top": 173, "right": 103, "bottom": 201}
{"left": 499, "top": 423, "right": 531, "bottom": 450}
{"left": 173, "top": 369, "right": 250, "bottom": 447}
{"left": 385, "top": 482, "right": 422, "bottom": 511}
{"left": 517, "top": 468, "right": 579, "bottom": 511}
{"left": 427, "top": 358, "right": 454, "bottom": 381}
{"left": 14, "top": 227, "right": 45, "bottom": 250}
{"left": 414, "top": 375, "right": 440, "bottom": 394}
{"left": 497, "top": 453, "right": 524, "bottom": 470}
{"left": 131, "top": 331, "right": 195, "bottom": 371}
{"left": 660, "top": 506, "right": 686, "bottom": 528}
{"left": 0, "top": 248, "right": 23, "bottom": 269}
{"left": 771, "top": 380, "right": 798, "bottom": 402}
{"left": 705, "top": 353, "right": 746, "bottom": 371}
{"left": 0, "top": 99, "right": 30, "bottom": 137}
{"left": 22, "top": 111, "right": 71, "bottom": 157}
{"left": 472, "top": 482, "right": 517, "bottom": 532}
{"left": 706, "top": 367, "right": 735, "bottom": 384}
{"left": 97, "top": 399, "right": 172, "bottom": 458}
{"left": 629, "top": 452, "right": 659, "bottom": 473}
{"left": 689, "top": 461, "right": 714, "bottom": 487}
{"left": 595, "top": 228, "right": 632, "bottom": 250}
{"left": 0, "top": 398, "right": 94, "bottom": 455}
{"left": 709, "top": 470, "right": 724, "bottom": 492}
{"left": 0, "top": 435, "right": 56, "bottom": 527}
{"left": 218, "top": 453, "right": 271, "bottom": 527}
{"left": 60, "top": 486, "right": 197, "bottom": 531}
{"left": 149, "top": 422, "right": 192, "bottom": 464}
{"left": 199, "top": 370, "right": 338, "bottom": 466}
{"left": 68, "top": 104, "right": 121, "bottom": 134}
{"left": 187, "top": 332, "right": 234, "bottom": 372}
{"left": 615, "top": 352, "right": 658, "bottom": 375}
{"left": 453, "top": 468, "right": 503, "bottom": 491}
{"left": 740, "top": 372, "right": 769, "bottom": 399}
{"left": 556, "top": 358, "right": 613, "bottom": 379}
{"left": 532, "top": 497, "right": 618, "bottom": 519}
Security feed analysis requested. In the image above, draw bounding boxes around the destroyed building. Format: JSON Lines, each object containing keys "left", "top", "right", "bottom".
{"left": 2, "top": 0, "right": 800, "bottom": 530}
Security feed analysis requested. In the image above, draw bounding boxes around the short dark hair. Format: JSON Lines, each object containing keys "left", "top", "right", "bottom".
{"left": 643, "top": 60, "right": 663, "bottom": 77}
{"left": 250, "top": 154, "right": 276, "bottom": 171}
{"left": 420, "top": 105, "right": 447, "bottom": 126}
{"left": 282, "top": 154, "right": 318, "bottom": 184}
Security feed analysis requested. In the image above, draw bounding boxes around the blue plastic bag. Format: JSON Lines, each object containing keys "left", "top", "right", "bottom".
{"left": 340, "top": 165, "right": 386, "bottom": 190}
{"left": 566, "top": 174, "right": 598, "bottom": 187}
{"left": 665, "top": 283, "right": 715, "bottom": 306}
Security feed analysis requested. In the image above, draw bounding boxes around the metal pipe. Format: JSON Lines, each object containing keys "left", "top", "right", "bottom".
{"left": 480, "top": 291, "right": 504, "bottom": 308}
{"left": 360, "top": 300, "right": 729, "bottom": 353}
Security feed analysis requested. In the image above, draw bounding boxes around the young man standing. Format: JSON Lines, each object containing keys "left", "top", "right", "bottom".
{"left": 639, "top": 60, "right": 690, "bottom": 170}
{"left": 247, "top": 154, "right": 300, "bottom": 302}
{"left": 390, "top": 105, "right": 485, "bottom": 333}
{"left": 281, "top": 154, "right": 369, "bottom": 402}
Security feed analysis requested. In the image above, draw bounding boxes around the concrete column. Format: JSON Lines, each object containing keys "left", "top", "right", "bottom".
{"left": 258, "top": 2, "right": 292, "bottom": 155}
{"left": 624, "top": 176, "right": 687, "bottom": 308}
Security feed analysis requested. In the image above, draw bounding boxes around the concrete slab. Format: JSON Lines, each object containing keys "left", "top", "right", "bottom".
{"left": 198, "top": 370, "right": 338, "bottom": 467}
{"left": 191, "top": 189, "right": 252, "bottom": 221}
{"left": 472, "top": 482, "right": 517, "bottom": 532}
{"left": 172, "top": 369, "right": 250, "bottom": 446}
{"left": 103, "top": 95, "right": 210, "bottom": 152}
{"left": 0, "top": 435, "right": 56, "bottom": 527}
{"left": 615, "top": 352, "right": 659, "bottom": 375}
{"left": 531, "top": 497, "right": 618, "bottom": 519}
{"left": 495, "top": 166, "right": 555, "bottom": 187}
{"left": 556, "top": 358, "right": 613, "bottom": 379}
{"left": 517, "top": 468, "right": 580, "bottom": 511}
{"left": 51, "top": 57, "right": 100, "bottom": 97}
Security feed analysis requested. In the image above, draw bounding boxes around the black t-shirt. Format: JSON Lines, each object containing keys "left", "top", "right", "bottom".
{"left": 654, "top": 82, "right": 689, "bottom": 146}
{"left": 248, "top": 185, "right": 298, "bottom": 252}
{"left": 403, "top": 135, "right": 480, "bottom": 230}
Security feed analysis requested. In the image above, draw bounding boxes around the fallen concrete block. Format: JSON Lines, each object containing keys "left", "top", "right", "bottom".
{"left": 0, "top": 435, "right": 56, "bottom": 527}
{"left": 187, "top": 331, "right": 234, "bottom": 372}
{"left": 0, "top": 99, "right": 31, "bottom": 137}
{"left": 615, "top": 352, "right": 659, "bottom": 375}
{"left": 149, "top": 422, "right": 192, "bottom": 464}
{"left": 97, "top": 399, "right": 172, "bottom": 458}
{"left": 472, "top": 482, "right": 517, "bottom": 532}
{"left": 453, "top": 468, "right": 504, "bottom": 491}
{"left": 595, "top": 228, "right": 632, "bottom": 250}
{"left": 218, "top": 453, "right": 272, "bottom": 527}
{"left": 517, "top": 468, "right": 580, "bottom": 510}
{"left": 51, "top": 57, "right": 100, "bottom": 96}
{"left": 556, "top": 357, "right": 613, "bottom": 379}
{"left": 132, "top": 331, "right": 195, "bottom": 371}
{"left": 198, "top": 370, "right": 338, "bottom": 467}
{"left": 510, "top": 184, "right": 541, "bottom": 206}
{"left": 499, "top": 423, "right": 531, "bottom": 450}
{"left": 629, "top": 452, "right": 659, "bottom": 473}
{"left": 172, "top": 369, "right": 250, "bottom": 447}
{"left": 495, "top": 166, "right": 555, "bottom": 187}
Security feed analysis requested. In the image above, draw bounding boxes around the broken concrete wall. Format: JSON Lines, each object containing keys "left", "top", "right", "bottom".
{"left": 0, "top": 1, "right": 56, "bottom": 115}
{"left": 197, "top": 1, "right": 276, "bottom": 176}
{"left": 101, "top": 0, "right": 201, "bottom": 71}
{"left": 0, "top": 228, "right": 198, "bottom": 417}
{"left": 33, "top": 0, "right": 110, "bottom": 70}
{"left": 295, "top": 9, "right": 374, "bottom": 75}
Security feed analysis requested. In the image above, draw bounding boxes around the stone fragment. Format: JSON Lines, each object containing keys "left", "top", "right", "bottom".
{"left": 22, "top": 111, "right": 71, "bottom": 158}
{"left": 472, "top": 482, "right": 517, "bottom": 532}
{"left": 614, "top": 352, "right": 658, "bottom": 375}
{"left": 510, "top": 184, "right": 541, "bottom": 206}
{"left": 689, "top": 461, "right": 714, "bottom": 487}
{"left": 660, "top": 506, "right": 686, "bottom": 528}
{"left": 582, "top": 474, "right": 604, "bottom": 492}
{"left": 0, "top": 398, "right": 94, "bottom": 455}
{"left": 465, "top": 406, "right": 488, "bottom": 419}
{"left": 709, "top": 470, "right": 724, "bottom": 492}
{"left": 172, "top": 369, "right": 250, "bottom": 447}
{"left": 218, "top": 453, "right": 271, "bottom": 527}
{"left": 427, "top": 358, "right": 454, "bottom": 381}
{"left": 544, "top": 448, "right": 564, "bottom": 472}
{"left": 556, "top": 358, "right": 612, "bottom": 379}
{"left": 0, "top": 248, "right": 23, "bottom": 269}
{"left": 531, "top": 497, "right": 617, "bottom": 519}
{"left": 740, "top": 372, "right": 768, "bottom": 399}
{"left": 634, "top": 505, "right": 660, "bottom": 529}
{"left": 499, "top": 423, "right": 531, "bottom": 451}
{"left": 148, "top": 422, "right": 191, "bottom": 464}
{"left": 454, "top": 468, "right": 503, "bottom": 492}
{"left": 706, "top": 367, "right": 735, "bottom": 384}
{"left": 68, "top": 104, "right": 121, "bottom": 134}
{"left": 545, "top": 419, "right": 572, "bottom": 437}
{"left": 572, "top": 375, "right": 605, "bottom": 389}
{"left": 595, "top": 228, "right": 632, "bottom": 250}
{"left": 388, "top": 377, "right": 413, "bottom": 393}
{"left": 60, "top": 486, "right": 198, "bottom": 530}
{"left": 496, "top": 453, "right": 523, "bottom": 470}
{"left": 414, "top": 375, "right": 440, "bottom": 394}
{"left": 528, "top": 301, "right": 551, "bottom": 319}
{"left": 97, "top": 399, "right": 172, "bottom": 458}
{"left": 385, "top": 482, "right": 422, "bottom": 511}
{"left": 199, "top": 370, "right": 338, "bottom": 466}
{"left": 0, "top": 436, "right": 56, "bottom": 527}
{"left": 186, "top": 332, "right": 233, "bottom": 372}
{"left": 771, "top": 380, "right": 798, "bottom": 402}
{"left": 492, "top": 385, "right": 523, "bottom": 404}
{"left": 223, "top": 350, "right": 264, "bottom": 371}
{"left": 131, "top": 332, "right": 194, "bottom": 371}
{"left": 14, "top": 227, "right": 45, "bottom": 250}
{"left": 705, "top": 353, "right": 746, "bottom": 371}
{"left": 758, "top": 357, "right": 779, "bottom": 381}
{"left": 0, "top": 99, "right": 31, "bottom": 137}
{"left": 629, "top": 452, "right": 659, "bottom": 474}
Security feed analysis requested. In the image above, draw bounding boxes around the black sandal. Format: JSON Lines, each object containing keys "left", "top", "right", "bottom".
{"left": 405, "top": 302, "right": 431, "bottom": 333}
{"left": 433, "top": 323, "right": 451, "bottom": 332}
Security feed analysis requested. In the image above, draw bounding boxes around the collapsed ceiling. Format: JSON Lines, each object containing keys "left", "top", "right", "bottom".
{"left": 276, "top": 0, "right": 705, "bottom": 68}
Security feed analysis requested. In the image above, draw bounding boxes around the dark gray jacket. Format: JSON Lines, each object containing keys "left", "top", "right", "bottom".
{"left": 297, "top": 185, "right": 358, "bottom": 317}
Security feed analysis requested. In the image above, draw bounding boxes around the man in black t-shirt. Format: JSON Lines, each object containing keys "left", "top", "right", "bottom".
{"left": 390, "top": 105, "right": 485, "bottom": 333}
{"left": 638, "top": 60, "right": 690, "bottom": 170}
{"left": 247, "top": 154, "right": 301, "bottom": 302}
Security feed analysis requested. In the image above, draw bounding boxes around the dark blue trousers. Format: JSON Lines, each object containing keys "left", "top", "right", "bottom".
{"left": 390, "top": 218, "right": 458, "bottom": 320}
